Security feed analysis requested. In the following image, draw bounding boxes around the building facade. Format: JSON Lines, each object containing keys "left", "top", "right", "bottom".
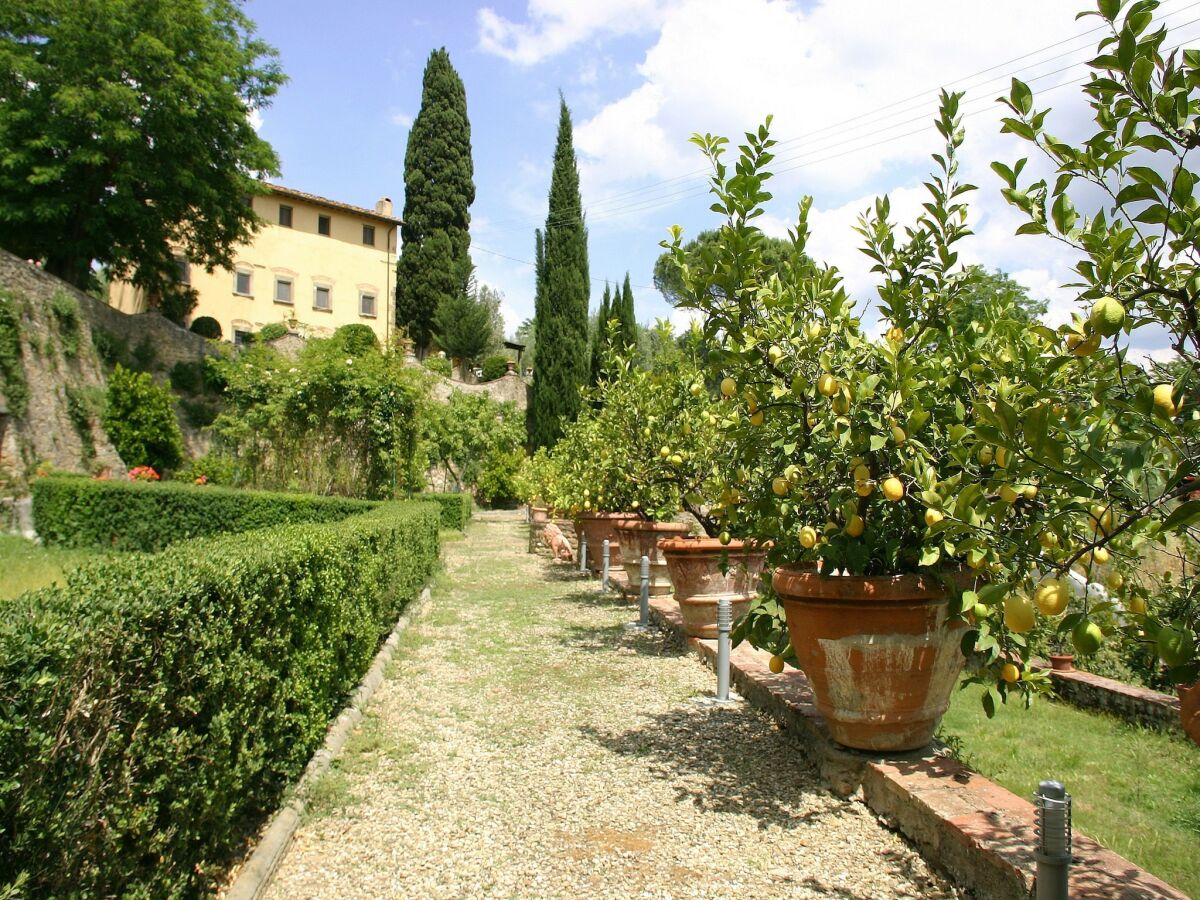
{"left": 109, "top": 184, "right": 400, "bottom": 346}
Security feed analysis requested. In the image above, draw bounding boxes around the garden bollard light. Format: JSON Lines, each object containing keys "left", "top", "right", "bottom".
{"left": 639, "top": 555, "right": 650, "bottom": 626}
{"left": 716, "top": 595, "right": 732, "bottom": 701}
{"left": 1034, "top": 780, "right": 1071, "bottom": 900}
{"left": 601, "top": 539, "right": 610, "bottom": 592}
{"left": 579, "top": 533, "right": 588, "bottom": 574}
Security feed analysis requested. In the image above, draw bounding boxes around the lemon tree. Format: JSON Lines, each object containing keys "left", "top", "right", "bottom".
{"left": 994, "top": 0, "right": 1200, "bottom": 685}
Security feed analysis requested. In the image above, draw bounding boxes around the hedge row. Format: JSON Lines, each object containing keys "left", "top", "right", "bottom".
{"left": 32, "top": 476, "right": 376, "bottom": 551}
{"left": 0, "top": 501, "right": 440, "bottom": 897}
{"left": 422, "top": 491, "right": 473, "bottom": 530}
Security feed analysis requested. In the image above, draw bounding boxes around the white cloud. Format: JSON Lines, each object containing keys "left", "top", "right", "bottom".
{"left": 390, "top": 110, "right": 413, "bottom": 129}
{"left": 477, "top": 0, "right": 669, "bottom": 65}
{"left": 248, "top": 108, "right": 264, "bottom": 132}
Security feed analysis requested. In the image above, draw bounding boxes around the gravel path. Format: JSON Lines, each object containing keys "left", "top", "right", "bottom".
{"left": 266, "top": 512, "right": 959, "bottom": 899}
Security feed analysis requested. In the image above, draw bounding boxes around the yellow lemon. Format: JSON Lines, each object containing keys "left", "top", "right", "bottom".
{"left": 1089, "top": 504, "right": 1114, "bottom": 534}
{"left": 690, "top": 381, "right": 704, "bottom": 397}
{"left": 831, "top": 392, "right": 851, "bottom": 415}
{"left": 977, "top": 446, "right": 994, "bottom": 466}
{"left": 1038, "top": 530, "right": 1059, "bottom": 550}
{"left": 1089, "top": 295, "right": 1125, "bottom": 337}
{"left": 817, "top": 374, "right": 839, "bottom": 397}
{"left": 659, "top": 445, "right": 671, "bottom": 459}
{"left": 925, "top": 508, "right": 944, "bottom": 527}
{"left": 720, "top": 376, "right": 737, "bottom": 398}
{"left": 891, "top": 424, "right": 907, "bottom": 446}
{"left": 1022, "top": 483, "right": 1038, "bottom": 500}
{"left": 1003, "top": 594, "right": 1036, "bottom": 633}
{"left": 881, "top": 477, "right": 904, "bottom": 502}
{"left": 998, "top": 484, "right": 1020, "bottom": 504}
{"left": 799, "top": 525, "right": 818, "bottom": 549}
{"left": 749, "top": 410, "right": 765, "bottom": 426}
{"left": 1153, "top": 383, "right": 1178, "bottom": 417}
{"left": 772, "top": 477, "right": 790, "bottom": 497}
{"left": 806, "top": 321, "right": 823, "bottom": 340}
{"left": 669, "top": 454, "right": 683, "bottom": 466}
{"left": 767, "top": 344, "right": 784, "bottom": 364}
{"left": 855, "top": 480, "right": 875, "bottom": 497}
{"left": 1127, "top": 593, "right": 1146, "bottom": 614}
{"left": 1091, "top": 545, "right": 1110, "bottom": 565}
{"left": 718, "top": 530, "right": 732, "bottom": 545}
{"left": 784, "top": 464, "right": 801, "bottom": 482}
{"left": 886, "top": 326, "right": 905, "bottom": 345}
{"left": 1105, "top": 571, "right": 1124, "bottom": 591}
{"left": 1001, "top": 662, "right": 1021, "bottom": 684}
{"left": 1067, "top": 330, "right": 1101, "bottom": 356}
{"left": 853, "top": 464, "right": 871, "bottom": 482}
{"left": 1033, "top": 577, "right": 1069, "bottom": 616}
{"left": 1072, "top": 620, "right": 1104, "bottom": 655}
{"left": 768, "top": 654, "right": 785, "bottom": 674}
{"left": 845, "top": 514, "right": 865, "bottom": 537}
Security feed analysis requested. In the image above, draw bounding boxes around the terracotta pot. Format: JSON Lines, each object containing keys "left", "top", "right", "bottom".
{"left": 575, "top": 511, "right": 642, "bottom": 578}
{"left": 659, "top": 536, "right": 766, "bottom": 638}
{"left": 1049, "top": 654, "right": 1075, "bottom": 673}
{"left": 613, "top": 520, "right": 692, "bottom": 596}
{"left": 1180, "top": 684, "right": 1200, "bottom": 748}
{"left": 529, "top": 506, "right": 550, "bottom": 526}
{"left": 774, "top": 565, "right": 969, "bottom": 753}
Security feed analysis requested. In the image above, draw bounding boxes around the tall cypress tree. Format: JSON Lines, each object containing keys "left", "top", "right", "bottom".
{"left": 590, "top": 283, "right": 611, "bottom": 384}
{"left": 395, "top": 48, "right": 474, "bottom": 355}
{"left": 616, "top": 272, "right": 637, "bottom": 354}
{"left": 528, "top": 96, "right": 590, "bottom": 449}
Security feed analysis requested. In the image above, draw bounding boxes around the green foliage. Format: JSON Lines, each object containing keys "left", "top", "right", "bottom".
{"left": 616, "top": 273, "right": 638, "bottom": 353}
{"left": 395, "top": 48, "right": 474, "bottom": 353}
{"left": 174, "top": 453, "right": 236, "bottom": 486}
{"left": 432, "top": 289, "right": 493, "bottom": 364}
{"left": 32, "top": 475, "right": 376, "bottom": 551}
{"left": 101, "top": 364, "right": 185, "bottom": 472}
{"left": 63, "top": 385, "right": 96, "bottom": 462}
{"left": 420, "top": 491, "right": 473, "bottom": 529}
{"left": 590, "top": 283, "right": 612, "bottom": 385}
{"left": 189, "top": 315, "right": 222, "bottom": 339}
{"left": 474, "top": 449, "right": 523, "bottom": 507}
{"left": 169, "top": 360, "right": 206, "bottom": 393}
{"left": 480, "top": 354, "right": 509, "bottom": 382}
{"left": 0, "top": 291, "right": 27, "bottom": 416}
{"left": 90, "top": 326, "right": 125, "bottom": 367}
{"left": 423, "top": 390, "right": 526, "bottom": 494}
{"left": 256, "top": 322, "right": 288, "bottom": 342}
{"left": 0, "top": 500, "right": 439, "bottom": 897}
{"left": 209, "top": 337, "right": 426, "bottom": 498}
{"left": 179, "top": 396, "right": 220, "bottom": 428}
{"left": 130, "top": 335, "right": 156, "bottom": 371}
{"left": 332, "top": 323, "right": 379, "bottom": 356}
{"left": 652, "top": 229, "right": 802, "bottom": 306}
{"left": 528, "top": 97, "right": 590, "bottom": 449}
{"left": 48, "top": 291, "right": 80, "bottom": 359}
{"left": 0, "top": 0, "right": 284, "bottom": 298}
{"left": 952, "top": 266, "right": 1048, "bottom": 334}
{"left": 423, "top": 355, "right": 452, "bottom": 377}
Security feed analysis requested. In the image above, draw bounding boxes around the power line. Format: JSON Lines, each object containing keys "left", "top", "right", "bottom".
{"left": 473, "top": 243, "right": 657, "bottom": 292}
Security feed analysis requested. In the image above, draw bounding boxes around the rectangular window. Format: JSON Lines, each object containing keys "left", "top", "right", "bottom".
{"left": 279, "top": 204, "right": 293, "bottom": 227}
{"left": 234, "top": 270, "right": 252, "bottom": 296}
{"left": 234, "top": 329, "right": 252, "bottom": 348}
{"left": 314, "top": 286, "right": 331, "bottom": 310}
{"left": 318, "top": 214, "right": 331, "bottom": 236}
{"left": 359, "top": 292, "right": 376, "bottom": 318}
{"left": 174, "top": 256, "right": 191, "bottom": 285}
{"left": 274, "top": 278, "right": 293, "bottom": 304}
{"left": 362, "top": 224, "right": 375, "bottom": 246}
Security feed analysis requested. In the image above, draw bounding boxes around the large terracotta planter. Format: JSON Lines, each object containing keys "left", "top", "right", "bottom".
{"left": 529, "top": 506, "right": 550, "bottom": 525}
{"left": 613, "top": 520, "right": 692, "bottom": 596}
{"left": 659, "top": 536, "right": 766, "bottom": 638}
{"left": 575, "top": 511, "right": 642, "bottom": 578}
{"left": 1049, "top": 654, "right": 1075, "bottom": 673}
{"left": 1179, "top": 683, "right": 1200, "bottom": 747}
{"left": 774, "top": 565, "right": 968, "bottom": 753}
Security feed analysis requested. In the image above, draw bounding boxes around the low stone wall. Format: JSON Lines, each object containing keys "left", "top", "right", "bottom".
{"left": 1036, "top": 662, "right": 1182, "bottom": 733}
{"left": 645, "top": 595, "right": 1188, "bottom": 900}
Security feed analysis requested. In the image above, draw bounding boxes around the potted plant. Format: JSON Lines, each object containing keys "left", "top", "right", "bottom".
{"left": 664, "top": 93, "right": 1100, "bottom": 751}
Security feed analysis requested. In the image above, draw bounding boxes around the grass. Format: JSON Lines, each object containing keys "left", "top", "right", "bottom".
{"left": 0, "top": 534, "right": 97, "bottom": 600}
{"left": 941, "top": 683, "right": 1200, "bottom": 897}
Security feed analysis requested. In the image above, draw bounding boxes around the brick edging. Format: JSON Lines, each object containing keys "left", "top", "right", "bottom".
{"left": 1030, "top": 659, "right": 1183, "bottom": 734}
{"left": 648, "top": 596, "right": 1187, "bottom": 900}
{"left": 222, "top": 586, "right": 434, "bottom": 900}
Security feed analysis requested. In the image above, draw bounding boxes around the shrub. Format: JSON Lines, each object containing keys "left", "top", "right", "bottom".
{"left": 0, "top": 501, "right": 439, "bottom": 897}
{"left": 475, "top": 448, "right": 523, "bottom": 508}
{"left": 32, "top": 475, "right": 375, "bottom": 551}
{"left": 480, "top": 354, "right": 509, "bottom": 382}
{"left": 256, "top": 322, "right": 288, "bottom": 342}
{"left": 130, "top": 336, "right": 156, "bottom": 371}
{"left": 421, "top": 491, "right": 472, "bottom": 530}
{"left": 49, "top": 291, "right": 81, "bottom": 359}
{"left": 0, "top": 290, "right": 28, "bottom": 416}
{"left": 168, "top": 359, "right": 205, "bottom": 393}
{"left": 179, "top": 396, "right": 220, "bottom": 428}
{"left": 175, "top": 453, "right": 236, "bottom": 487}
{"left": 189, "top": 316, "right": 222, "bottom": 339}
{"left": 90, "top": 326, "right": 125, "bottom": 367}
{"left": 423, "top": 355, "right": 452, "bottom": 377}
{"left": 101, "top": 364, "right": 185, "bottom": 472}
{"left": 333, "top": 323, "right": 379, "bottom": 356}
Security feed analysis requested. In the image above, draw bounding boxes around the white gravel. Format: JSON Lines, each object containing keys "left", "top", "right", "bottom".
{"left": 265, "top": 512, "right": 959, "bottom": 899}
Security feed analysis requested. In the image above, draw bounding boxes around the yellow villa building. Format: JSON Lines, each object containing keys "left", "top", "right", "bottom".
{"left": 109, "top": 183, "right": 400, "bottom": 346}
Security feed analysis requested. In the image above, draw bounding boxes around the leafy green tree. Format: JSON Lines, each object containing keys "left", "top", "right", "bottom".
{"left": 422, "top": 390, "right": 525, "bottom": 493}
{"left": 432, "top": 289, "right": 492, "bottom": 374}
{"left": 0, "top": 0, "right": 284, "bottom": 317}
{"left": 952, "top": 266, "right": 1048, "bottom": 333}
{"left": 652, "top": 229, "right": 802, "bottom": 305}
{"left": 527, "top": 96, "right": 590, "bottom": 449}
{"left": 515, "top": 316, "right": 536, "bottom": 371}
{"left": 590, "top": 282, "right": 611, "bottom": 384}
{"left": 615, "top": 272, "right": 638, "bottom": 352}
{"left": 102, "top": 364, "right": 185, "bottom": 472}
{"left": 395, "top": 48, "right": 474, "bottom": 354}
{"left": 476, "top": 283, "right": 507, "bottom": 353}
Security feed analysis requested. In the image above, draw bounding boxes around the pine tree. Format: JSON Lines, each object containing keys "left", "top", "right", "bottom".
{"left": 615, "top": 272, "right": 637, "bottom": 354}
{"left": 395, "top": 48, "right": 474, "bottom": 354}
{"left": 527, "top": 96, "right": 590, "bottom": 449}
{"left": 590, "top": 283, "right": 611, "bottom": 384}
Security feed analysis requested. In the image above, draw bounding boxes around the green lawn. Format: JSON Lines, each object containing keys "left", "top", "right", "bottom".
{"left": 941, "top": 684, "right": 1200, "bottom": 898}
{"left": 0, "top": 534, "right": 97, "bottom": 600}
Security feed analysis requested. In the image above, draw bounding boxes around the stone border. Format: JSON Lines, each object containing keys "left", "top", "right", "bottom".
{"left": 1032, "top": 660, "right": 1182, "bottom": 734}
{"left": 222, "top": 586, "right": 433, "bottom": 900}
{"left": 647, "top": 596, "right": 1187, "bottom": 900}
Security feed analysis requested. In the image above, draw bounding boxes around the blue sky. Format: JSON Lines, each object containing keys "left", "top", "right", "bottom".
{"left": 244, "top": 0, "right": 1200, "bottom": 359}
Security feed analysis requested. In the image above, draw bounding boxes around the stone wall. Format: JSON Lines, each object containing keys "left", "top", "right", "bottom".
{"left": 428, "top": 369, "right": 529, "bottom": 411}
{"left": 0, "top": 249, "right": 217, "bottom": 487}
{"left": 1040, "top": 663, "right": 1183, "bottom": 733}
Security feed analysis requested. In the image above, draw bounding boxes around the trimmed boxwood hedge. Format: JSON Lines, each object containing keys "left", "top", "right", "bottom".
{"left": 422, "top": 491, "right": 473, "bottom": 530}
{"left": 32, "top": 476, "right": 376, "bottom": 551}
{"left": 0, "top": 500, "right": 440, "bottom": 897}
